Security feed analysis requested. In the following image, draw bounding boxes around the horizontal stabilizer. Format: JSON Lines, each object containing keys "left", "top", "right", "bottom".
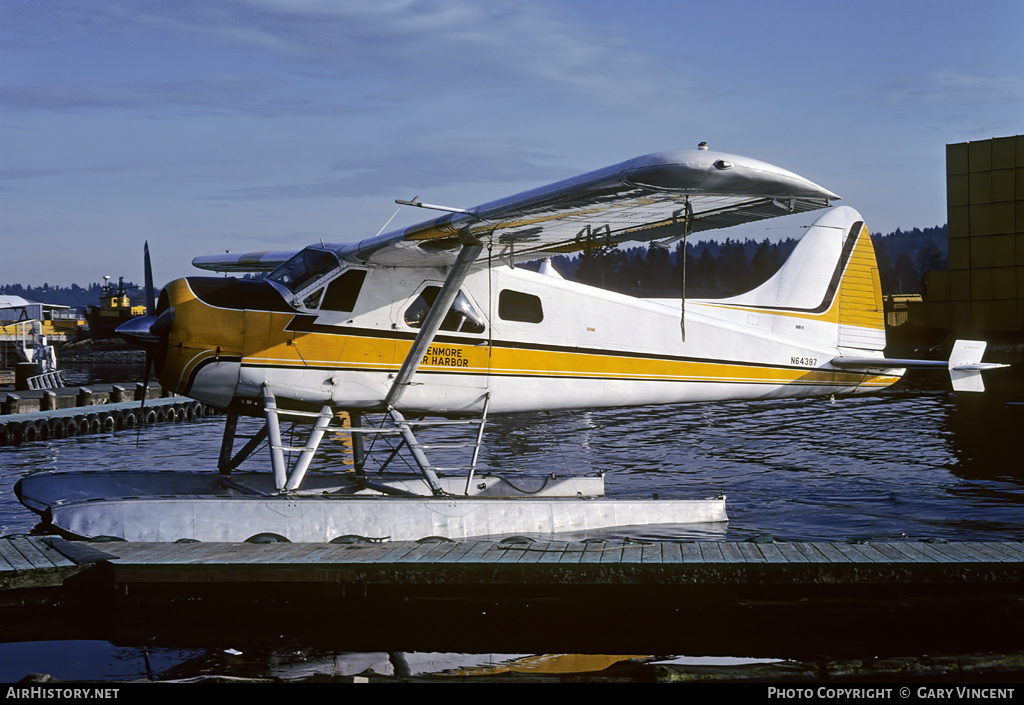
{"left": 830, "top": 340, "right": 1009, "bottom": 393}
{"left": 948, "top": 340, "right": 1009, "bottom": 393}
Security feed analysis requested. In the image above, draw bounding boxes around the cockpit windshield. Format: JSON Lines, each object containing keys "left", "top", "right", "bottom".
{"left": 267, "top": 248, "right": 339, "bottom": 294}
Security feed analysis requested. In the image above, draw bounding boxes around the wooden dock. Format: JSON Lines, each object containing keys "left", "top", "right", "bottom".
{"left": 0, "top": 396, "right": 216, "bottom": 445}
{"left": 2, "top": 535, "right": 1022, "bottom": 658}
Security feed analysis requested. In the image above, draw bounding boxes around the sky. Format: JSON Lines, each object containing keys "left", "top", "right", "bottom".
{"left": 2, "top": 0, "right": 1022, "bottom": 288}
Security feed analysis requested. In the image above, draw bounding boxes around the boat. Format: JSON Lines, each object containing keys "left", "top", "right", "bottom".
{"left": 84, "top": 276, "right": 146, "bottom": 339}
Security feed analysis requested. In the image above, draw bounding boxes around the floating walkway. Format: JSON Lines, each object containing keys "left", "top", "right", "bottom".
{"left": 2, "top": 535, "right": 1022, "bottom": 658}
{"left": 0, "top": 394, "right": 218, "bottom": 445}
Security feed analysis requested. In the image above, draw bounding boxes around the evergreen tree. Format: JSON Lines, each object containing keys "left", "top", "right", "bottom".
{"left": 893, "top": 253, "right": 920, "bottom": 294}
{"left": 750, "top": 238, "right": 781, "bottom": 287}
{"left": 915, "top": 240, "right": 946, "bottom": 275}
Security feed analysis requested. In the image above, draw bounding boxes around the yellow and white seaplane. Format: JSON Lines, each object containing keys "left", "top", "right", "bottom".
{"left": 16, "top": 144, "right": 1007, "bottom": 542}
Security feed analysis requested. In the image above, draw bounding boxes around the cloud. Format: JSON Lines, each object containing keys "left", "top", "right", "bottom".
{"left": 210, "top": 140, "right": 568, "bottom": 201}
{"left": 882, "top": 70, "right": 1024, "bottom": 107}
{"left": 1, "top": 1, "right": 666, "bottom": 115}
{"left": 929, "top": 70, "right": 1024, "bottom": 103}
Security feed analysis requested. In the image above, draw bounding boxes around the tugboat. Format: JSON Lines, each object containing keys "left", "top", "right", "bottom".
{"left": 84, "top": 276, "right": 146, "bottom": 339}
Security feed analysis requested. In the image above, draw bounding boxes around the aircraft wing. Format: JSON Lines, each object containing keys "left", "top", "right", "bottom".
{"left": 345, "top": 148, "right": 839, "bottom": 268}
{"left": 192, "top": 148, "right": 839, "bottom": 272}
{"left": 192, "top": 249, "right": 300, "bottom": 273}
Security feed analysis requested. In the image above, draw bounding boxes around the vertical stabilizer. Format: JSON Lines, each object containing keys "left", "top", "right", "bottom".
{"left": 835, "top": 216, "right": 885, "bottom": 351}
{"left": 714, "top": 206, "right": 886, "bottom": 352}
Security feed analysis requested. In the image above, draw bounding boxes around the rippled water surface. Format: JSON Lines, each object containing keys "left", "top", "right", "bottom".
{"left": 4, "top": 375, "right": 1022, "bottom": 542}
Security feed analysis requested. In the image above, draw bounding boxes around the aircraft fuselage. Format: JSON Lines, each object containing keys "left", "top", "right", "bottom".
{"left": 154, "top": 227, "right": 897, "bottom": 416}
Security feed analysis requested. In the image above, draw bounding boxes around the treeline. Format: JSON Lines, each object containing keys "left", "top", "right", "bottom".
{"left": 4, "top": 225, "right": 948, "bottom": 308}
{"left": 547, "top": 225, "right": 948, "bottom": 298}
{"left": 0, "top": 281, "right": 139, "bottom": 310}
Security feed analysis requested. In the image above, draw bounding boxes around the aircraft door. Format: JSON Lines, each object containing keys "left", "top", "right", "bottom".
{"left": 400, "top": 282, "right": 490, "bottom": 413}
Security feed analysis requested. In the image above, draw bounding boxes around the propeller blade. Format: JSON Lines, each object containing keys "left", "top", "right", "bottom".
{"left": 132, "top": 242, "right": 160, "bottom": 446}
{"left": 144, "top": 241, "right": 156, "bottom": 314}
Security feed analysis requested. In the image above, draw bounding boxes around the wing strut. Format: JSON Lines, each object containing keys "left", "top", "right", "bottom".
{"left": 378, "top": 237, "right": 484, "bottom": 496}
{"left": 384, "top": 238, "right": 483, "bottom": 408}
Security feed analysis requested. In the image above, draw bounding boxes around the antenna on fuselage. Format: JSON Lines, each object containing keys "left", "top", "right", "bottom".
{"left": 374, "top": 208, "right": 402, "bottom": 237}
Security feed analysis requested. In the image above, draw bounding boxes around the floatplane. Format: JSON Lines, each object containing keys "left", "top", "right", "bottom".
{"left": 16, "top": 144, "right": 1007, "bottom": 543}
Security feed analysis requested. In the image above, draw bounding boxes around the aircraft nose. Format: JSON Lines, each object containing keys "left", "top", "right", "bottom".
{"left": 116, "top": 307, "right": 175, "bottom": 351}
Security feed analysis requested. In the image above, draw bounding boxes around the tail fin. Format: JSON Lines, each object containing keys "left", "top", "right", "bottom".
{"left": 717, "top": 206, "right": 885, "bottom": 351}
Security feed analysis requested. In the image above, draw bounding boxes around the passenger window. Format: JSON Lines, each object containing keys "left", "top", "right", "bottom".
{"left": 321, "top": 270, "right": 367, "bottom": 312}
{"left": 405, "top": 286, "right": 486, "bottom": 334}
{"left": 268, "top": 248, "right": 338, "bottom": 294}
{"left": 499, "top": 290, "right": 543, "bottom": 323}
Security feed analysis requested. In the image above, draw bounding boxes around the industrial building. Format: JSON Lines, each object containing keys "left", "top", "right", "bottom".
{"left": 910, "top": 135, "right": 1024, "bottom": 341}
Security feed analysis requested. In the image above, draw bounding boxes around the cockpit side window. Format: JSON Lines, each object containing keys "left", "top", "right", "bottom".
{"left": 321, "top": 269, "right": 367, "bottom": 312}
{"left": 267, "top": 249, "right": 338, "bottom": 295}
{"left": 404, "top": 286, "right": 486, "bottom": 334}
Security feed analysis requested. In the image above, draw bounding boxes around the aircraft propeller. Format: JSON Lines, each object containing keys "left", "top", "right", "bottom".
{"left": 115, "top": 242, "right": 174, "bottom": 432}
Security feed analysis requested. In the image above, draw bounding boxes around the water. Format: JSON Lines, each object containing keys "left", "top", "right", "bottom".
{"left": 2, "top": 368, "right": 1022, "bottom": 680}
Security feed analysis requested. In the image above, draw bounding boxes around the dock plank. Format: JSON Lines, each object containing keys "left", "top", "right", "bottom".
{"left": 698, "top": 542, "right": 725, "bottom": 563}
{"left": 581, "top": 541, "right": 609, "bottom": 564}
{"left": 432, "top": 541, "right": 484, "bottom": 564}
{"left": 621, "top": 542, "right": 644, "bottom": 564}
{"left": 752, "top": 542, "right": 787, "bottom": 563}
{"left": 9, "top": 538, "right": 74, "bottom": 570}
{"left": 807, "top": 542, "right": 851, "bottom": 563}
{"left": 598, "top": 543, "right": 624, "bottom": 564}
{"left": 893, "top": 542, "right": 957, "bottom": 563}
{"left": 557, "top": 542, "right": 585, "bottom": 564}
{"left": 717, "top": 542, "right": 746, "bottom": 563}
{"left": 736, "top": 542, "right": 767, "bottom": 563}
{"left": 661, "top": 542, "right": 683, "bottom": 564}
{"left": 830, "top": 542, "right": 875, "bottom": 563}
{"left": 406, "top": 541, "right": 462, "bottom": 563}
{"left": 536, "top": 542, "right": 569, "bottom": 564}
{"left": 0, "top": 540, "right": 33, "bottom": 571}
{"left": 678, "top": 542, "right": 703, "bottom": 563}
{"left": 959, "top": 542, "right": 1022, "bottom": 562}
{"left": 869, "top": 543, "right": 917, "bottom": 562}
{"left": 840, "top": 543, "right": 890, "bottom": 562}
{"left": 790, "top": 543, "right": 831, "bottom": 563}
{"left": 641, "top": 542, "right": 663, "bottom": 564}
{"left": 259, "top": 543, "right": 343, "bottom": 564}
{"left": 775, "top": 543, "right": 810, "bottom": 563}
{"left": 513, "top": 543, "right": 546, "bottom": 564}
{"left": 921, "top": 542, "right": 989, "bottom": 563}
{"left": 877, "top": 542, "right": 938, "bottom": 563}
{"left": 991, "top": 542, "right": 1024, "bottom": 560}
{"left": 455, "top": 541, "right": 498, "bottom": 563}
